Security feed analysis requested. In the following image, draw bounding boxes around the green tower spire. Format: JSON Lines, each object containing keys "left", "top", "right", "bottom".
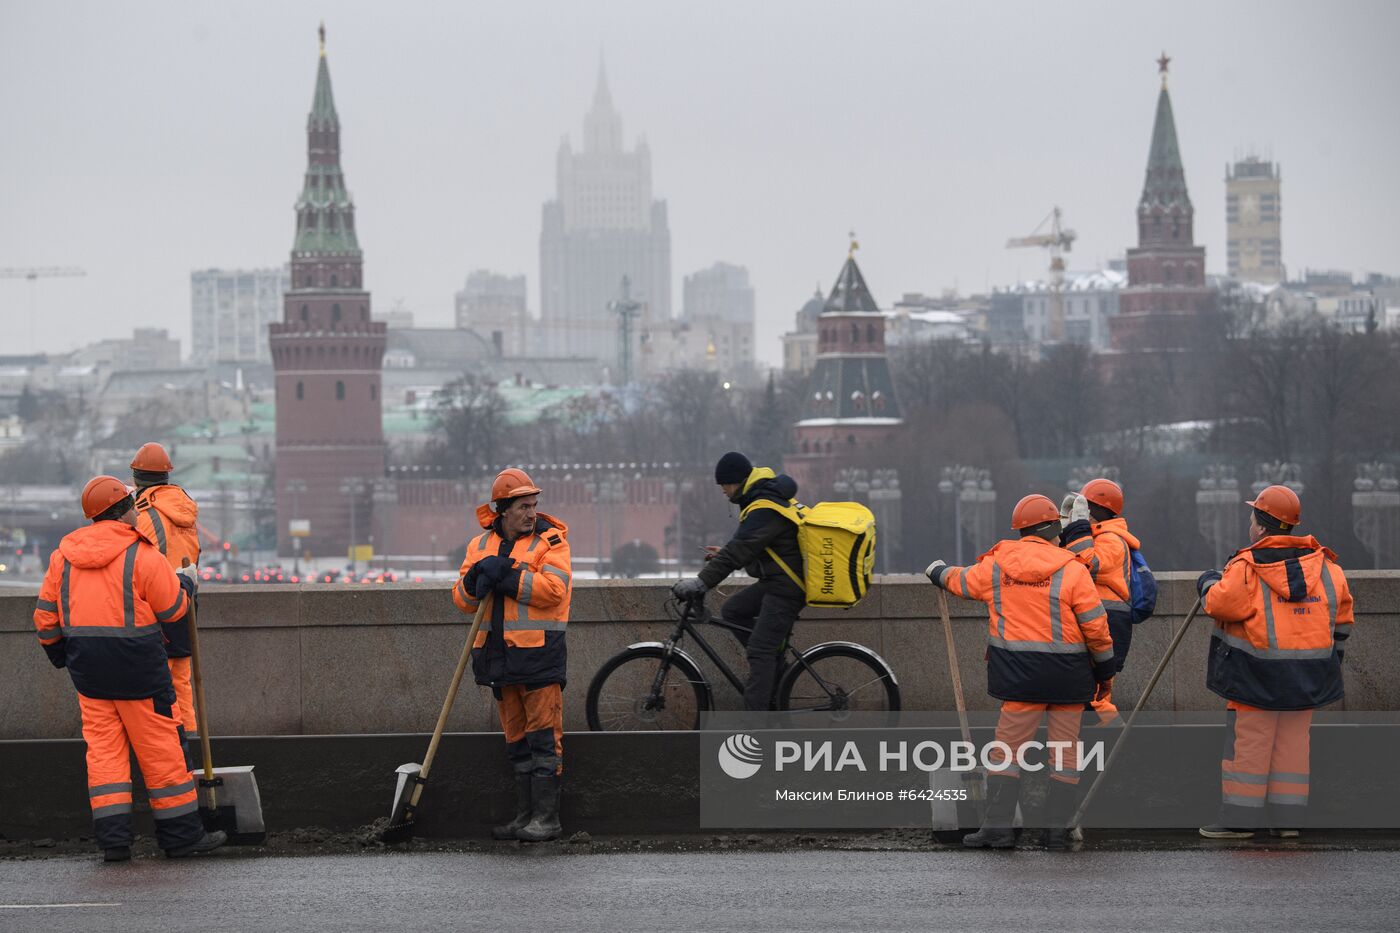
{"left": 294, "top": 24, "right": 359, "bottom": 257}
{"left": 1138, "top": 55, "right": 1191, "bottom": 213}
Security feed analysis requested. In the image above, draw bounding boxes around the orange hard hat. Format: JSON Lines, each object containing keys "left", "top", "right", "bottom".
{"left": 1011, "top": 494, "right": 1061, "bottom": 530}
{"left": 131, "top": 442, "right": 173, "bottom": 472}
{"left": 490, "top": 467, "right": 541, "bottom": 503}
{"left": 82, "top": 475, "right": 134, "bottom": 520}
{"left": 1081, "top": 477, "right": 1124, "bottom": 515}
{"left": 1247, "top": 484, "right": 1301, "bottom": 528}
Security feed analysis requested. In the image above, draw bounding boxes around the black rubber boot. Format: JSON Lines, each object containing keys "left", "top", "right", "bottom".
{"left": 492, "top": 772, "right": 533, "bottom": 840}
{"left": 166, "top": 830, "right": 227, "bottom": 858}
{"left": 516, "top": 774, "right": 562, "bottom": 842}
{"left": 1039, "top": 779, "right": 1079, "bottom": 850}
{"left": 102, "top": 846, "right": 131, "bottom": 863}
{"left": 963, "top": 778, "right": 1019, "bottom": 849}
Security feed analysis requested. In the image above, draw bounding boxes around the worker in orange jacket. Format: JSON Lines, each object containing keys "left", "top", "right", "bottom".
{"left": 130, "top": 442, "right": 202, "bottom": 744}
{"left": 1196, "top": 484, "right": 1353, "bottom": 839}
{"left": 1060, "top": 477, "right": 1141, "bottom": 721}
{"left": 453, "top": 468, "right": 572, "bottom": 842}
{"left": 926, "top": 494, "right": 1114, "bottom": 850}
{"left": 33, "top": 476, "right": 225, "bottom": 862}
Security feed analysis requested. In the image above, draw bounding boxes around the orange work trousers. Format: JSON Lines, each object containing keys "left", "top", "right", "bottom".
{"left": 1220, "top": 701, "right": 1313, "bottom": 829}
{"left": 80, "top": 692, "right": 205, "bottom": 852}
{"left": 497, "top": 683, "right": 563, "bottom": 777}
{"left": 988, "top": 701, "right": 1085, "bottom": 785}
{"left": 168, "top": 656, "right": 197, "bottom": 733}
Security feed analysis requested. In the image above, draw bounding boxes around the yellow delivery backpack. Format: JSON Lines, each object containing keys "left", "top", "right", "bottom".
{"left": 740, "top": 499, "right": 876, "bottom": 608}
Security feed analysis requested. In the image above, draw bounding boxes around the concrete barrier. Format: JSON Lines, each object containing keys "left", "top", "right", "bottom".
{"left": 4, "top": 725, "right": 1396, "bottom": 841}
{"left": 3, "top": 573, "right": 1398, "bottom": 740}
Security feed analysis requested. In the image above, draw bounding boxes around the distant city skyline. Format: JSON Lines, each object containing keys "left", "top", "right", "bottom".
{"left": 2, "top": 0, "right": 1398, "bottom": 365}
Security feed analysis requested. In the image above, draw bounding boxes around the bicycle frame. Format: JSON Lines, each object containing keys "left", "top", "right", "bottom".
{"left": 652, "top": 597, "right": 846, "bottom": 707}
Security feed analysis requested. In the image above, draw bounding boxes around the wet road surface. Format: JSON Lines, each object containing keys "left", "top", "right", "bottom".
{"left": 2, "top": 847, "right": 1397, "bottom": 932}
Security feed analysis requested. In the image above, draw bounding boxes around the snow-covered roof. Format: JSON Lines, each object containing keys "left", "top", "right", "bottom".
{"left": 888, "top": 309, "right": 967, "bottom": 326}
{"left": 794, "top": 417, "right": 904, "bottom": 427}
{"left": 1010, "top": 268, "right": 1126, "bottom": 294}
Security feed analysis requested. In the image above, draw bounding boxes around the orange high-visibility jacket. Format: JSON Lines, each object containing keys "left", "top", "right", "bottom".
{"left": 1062, "top": 517, "right": 1140, "bottom": 615}
{"left": 134, "top": 484, "right": 201, "bottom": 571}
{"left": 453, "top": 511, "right": 572, "bottom": 688}
{"left": 133, "top": 484, "right": 199, "bottom": 661}
{"left": 1202, "top": 534, "right": 1353, "bottom": 710}
{"left": 33, "top": 521, "right": 189, "bottom": 700}
{"left": 939, "top": 535, "right": 1114, "bottom": 703}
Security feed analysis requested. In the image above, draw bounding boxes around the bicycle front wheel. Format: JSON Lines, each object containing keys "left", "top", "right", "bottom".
{"left": 777, "top": 643, "right": 901, "bottom": 714}
{"left": 585, "top": 646, "right": 711, "bottom": 731}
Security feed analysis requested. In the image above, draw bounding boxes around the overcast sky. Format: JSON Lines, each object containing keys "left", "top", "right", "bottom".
{"left": 2, "top": 0, "right": 1398, "bottom": 365}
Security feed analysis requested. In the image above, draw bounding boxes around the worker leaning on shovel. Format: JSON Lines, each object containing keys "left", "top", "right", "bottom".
{"left": 33, "top": 476, "right": 226, "bottom": 862}
{"left": 1195, "top": 484, "right": 1354, "bottom": 840}
{"left": 924, "top": 493, "right": 1114, "bottom": 850}
{"left": 453, "top": 468, "right": 572, "bottom": 842}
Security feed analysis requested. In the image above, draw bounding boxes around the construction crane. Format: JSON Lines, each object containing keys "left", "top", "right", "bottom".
{"left": 0, "top": 266, "right": 86, "bottom": 353}
{"left": 1006, "top": 207, "right": 1076, "bottom": 343}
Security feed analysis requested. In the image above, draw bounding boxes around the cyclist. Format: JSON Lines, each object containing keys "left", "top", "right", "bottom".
{"left": 672, "top": 451, "right": 804, "bottom": 711}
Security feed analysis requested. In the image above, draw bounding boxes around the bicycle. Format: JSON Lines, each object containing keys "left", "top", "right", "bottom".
{"left": 585, "top": 594, "right": 901, "bottom": 731}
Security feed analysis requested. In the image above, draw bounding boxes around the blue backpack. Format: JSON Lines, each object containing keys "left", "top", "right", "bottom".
{"left": 1127, "top": 548, "right": 1158, "bottom": 624}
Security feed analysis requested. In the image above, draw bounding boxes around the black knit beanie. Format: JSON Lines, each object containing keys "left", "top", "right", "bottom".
{"left": 714, "top": 451, "right": 753, "bottom": 485}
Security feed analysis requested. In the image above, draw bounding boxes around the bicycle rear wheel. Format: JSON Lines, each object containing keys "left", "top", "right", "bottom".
{"left": 586, "top": 646, "right": 711, "bottom": 731}
{"left": 777, "top": 643, "right": 901, "bottom": 713}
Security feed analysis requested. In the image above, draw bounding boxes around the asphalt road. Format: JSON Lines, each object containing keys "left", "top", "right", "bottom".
{"left": 2, "top": 848, "right": 1397, "bottom": 933}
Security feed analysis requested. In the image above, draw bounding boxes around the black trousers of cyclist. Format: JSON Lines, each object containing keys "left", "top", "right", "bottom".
{"left": 721, "top": 579, "right": 805, "bottom": 711}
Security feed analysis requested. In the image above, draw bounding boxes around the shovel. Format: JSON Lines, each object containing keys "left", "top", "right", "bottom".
{"left": 930, "top": 589, "right": 987, "bottom": 842}
{"left": 1070, "top": 595, "right": 1204, "bottom": 834}
{"left": 382, "top": 595, "right": 490, "bottom": 842}
{"left": 184, "top": 566, "right": 266, "bottom": 844}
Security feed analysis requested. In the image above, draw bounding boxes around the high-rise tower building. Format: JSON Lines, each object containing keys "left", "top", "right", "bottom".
{"left": 1111, "top": 54, "right": 1218, "bottom": 351}
{"left": 190, "top": 266, "right": 291, "bottom": 364}
{"left": 786, "top": 246, "right": 903, "bottom": 497}
{"left": 539, "top": 60, "right": 671, "bottom": 367}
{"left": 270, "top": 27, "right": 386, "bottom": 559}
{"left": 1226, "top": 156, "right": 1283, "bottom": 284}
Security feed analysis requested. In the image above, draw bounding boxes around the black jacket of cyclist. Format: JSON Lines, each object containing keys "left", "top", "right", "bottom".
{"left": 672, "top": 451, "right": 804, "bottom": 710}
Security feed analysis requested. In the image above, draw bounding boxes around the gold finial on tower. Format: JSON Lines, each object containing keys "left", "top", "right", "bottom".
{"left": 319, "top": 21, "right": 327, "bottom": 56}
{"left": 1157, "top": 50, "right": 1171, "bottom": 88}
{"left": 848, "top": 230, "right": 859, "bottom": 258}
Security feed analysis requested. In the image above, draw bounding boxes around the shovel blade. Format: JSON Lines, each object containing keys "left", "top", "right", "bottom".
{"left": 381, "top": 762, "right": 423, "bottom": 842}
{"left": 196, "top": 765, "right": 266, "bottom": 846}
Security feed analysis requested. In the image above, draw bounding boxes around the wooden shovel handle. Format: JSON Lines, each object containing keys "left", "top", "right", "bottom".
{"left": 937, "top": 589, "right": 973, "bottom": 748}
{"left": 417, "top": 595, "right": 490, "bottom": 791}
{"left": 182, "top": 562, "right": 217, "bottom": 796}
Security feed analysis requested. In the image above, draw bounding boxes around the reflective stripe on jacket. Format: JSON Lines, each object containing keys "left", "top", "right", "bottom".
{"left": 33, "top": 521, "right": 188, "bottom": 700}
{"left": 453, "top": 512, "right": 572, "bottom": 688}
{"left": 940, "top": 535, "right": 1113, "bottom": 704}
{"left": 1062, "top": 517, "right": 1139, "bottom": 615}
{"left": 134, "top": 484, "right": 201, "bottom": 571}
{"left": 1202, "top": 534, "right": 1353, "bottom": 710}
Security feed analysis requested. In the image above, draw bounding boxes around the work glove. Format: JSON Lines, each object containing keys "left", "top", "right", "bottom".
{"left": 1196, "top": 570, "right": 1222, "bottom": 598}
{"left": 468, "top": 555, "right": 515, "bottom": 598}
{"left": 177, "top": 563, "right": 200, "bottom": 593}
{"left": 1060, "top": 493, "right": 1078, "bottom": 521}
{"left": 1067, "top": 494, "right": 1091, "bottom": 524}
{"left": 671, "top": 576, "right": 708, "bottom": 602}
{"left": 1094, "top": 678, "right": 1114, "bottom": 703}
{"left": 42, "top": 640, "right": 67, "bottom": 669}
{"left": 924, "top": 560, "right": 948, "bottom": 588}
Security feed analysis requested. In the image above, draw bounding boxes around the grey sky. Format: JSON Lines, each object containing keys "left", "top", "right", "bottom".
{"left": 2, "top": 0, "right": 1397, "bottom": 366}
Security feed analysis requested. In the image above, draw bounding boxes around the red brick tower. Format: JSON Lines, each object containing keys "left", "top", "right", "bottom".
{"left": 270, "top": 27, "right": 386, "bottom": 559}
{"left": 785, "top": 244, "right": 903, "bottom": 497}
{"left": 1111, "top": 54, "right": 1219, "bottom": 351}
